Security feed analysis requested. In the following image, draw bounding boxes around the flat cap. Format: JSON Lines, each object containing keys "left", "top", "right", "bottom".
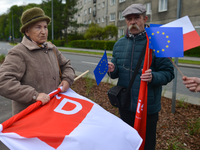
{"left": 122, "top": 4, "right": 146, "bottom": 17}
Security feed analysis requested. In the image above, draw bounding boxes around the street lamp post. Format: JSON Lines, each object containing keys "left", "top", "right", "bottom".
{"left": 52, "top": 0, "right": 54, "bottom": 44}
{"left": 12, "top": 9, "right": 14, "bottom": 43}
{"left": 171, "top": 0, "right": 182, "bottom": 114}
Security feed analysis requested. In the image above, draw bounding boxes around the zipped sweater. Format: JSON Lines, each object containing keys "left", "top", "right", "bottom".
{"left": 110, "top": 32, "right": 174, "bottom": 114}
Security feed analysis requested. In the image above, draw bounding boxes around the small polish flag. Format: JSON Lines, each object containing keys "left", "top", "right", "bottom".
{"left": 161, "top": 16, "right": 200, "bottom": 51}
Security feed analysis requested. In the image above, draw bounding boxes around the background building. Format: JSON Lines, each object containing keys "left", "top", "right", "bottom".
{"left": 75, "top": 0, "right": 200, "bottom": 39}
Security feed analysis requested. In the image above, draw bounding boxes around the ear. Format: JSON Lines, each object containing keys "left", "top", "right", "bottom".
{"left": 25, "top": 28, "right": 29, "bottom": 36}
{"left": 144, "top": 16, "right": 148, "bottom": 23}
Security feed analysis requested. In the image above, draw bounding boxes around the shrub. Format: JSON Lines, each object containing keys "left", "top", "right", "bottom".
{"left": 184, "top": 46, "right": 200, "bottom": 57}
{"left": 51, "top": 40, "right": 66, "bottom": 46}
{"left": 68, "top": 40, "right": 116, "bottom": 50}
{"left": 67, "top": 33, "right": 85, "bottom": 43}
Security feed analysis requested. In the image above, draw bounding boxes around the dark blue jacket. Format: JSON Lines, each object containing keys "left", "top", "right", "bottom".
{"left": 110, "top": 33, "right": 174, "bottom": 114}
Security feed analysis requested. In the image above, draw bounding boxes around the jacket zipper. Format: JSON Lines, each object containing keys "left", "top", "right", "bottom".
{"left": 130, "top": 37, "right": 136, "bottom": 111}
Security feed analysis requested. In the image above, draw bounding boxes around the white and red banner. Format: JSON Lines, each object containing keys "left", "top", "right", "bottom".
{"left": 0, "top": 88, "right": 142, "bottom": 150}
{"left": 162, "top": 16, "right": 200, "bottom": 51}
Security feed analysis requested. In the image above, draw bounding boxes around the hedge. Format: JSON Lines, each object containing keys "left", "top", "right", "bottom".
{"left": 68, "top": 40, "right": 116, "bottom": 51}
{"left": 184, "top": 46, "right": 200, "bottom": 57}
{"left": 51, "top": 40, "right": 66, "bottom": 46}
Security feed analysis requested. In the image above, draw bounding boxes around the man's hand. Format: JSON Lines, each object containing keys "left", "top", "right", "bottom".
{"left": 140, "top": 69, "right": 152, "bottom": 83}
{"left": 182, "top": 76, "right": 200, "bottom": 92}
{"left": 58, "top": 80, "right": 70, "bottom": 92}
{"left": 108, "top": 62, "right": 115, "bottom": 73}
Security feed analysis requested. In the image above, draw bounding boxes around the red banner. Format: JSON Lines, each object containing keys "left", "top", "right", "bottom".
{"left": 134, "top": 33, "right": 152, "bottom": 150}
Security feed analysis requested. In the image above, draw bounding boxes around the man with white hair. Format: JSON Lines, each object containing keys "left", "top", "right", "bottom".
{"left": 108, "top": 4, "right": 174, "bottom": 150}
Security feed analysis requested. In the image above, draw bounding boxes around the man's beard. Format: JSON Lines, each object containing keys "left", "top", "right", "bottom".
{"left": 128, "top": 24, "right": 140, "bottom": 31}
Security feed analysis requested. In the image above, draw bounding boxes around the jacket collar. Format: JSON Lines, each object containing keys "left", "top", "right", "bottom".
{"left": 21, "top": 36, "right": 54, "bottom": 51}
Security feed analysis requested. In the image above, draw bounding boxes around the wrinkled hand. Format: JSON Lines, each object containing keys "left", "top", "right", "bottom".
{"left": 108, "top": 62, "right": 115, "bottom": 73}
{"left": 36, "top": 93, "right": 50, "bottom": 105}
{"left": 182, "top": 76, "right": 200, "bottom": 92}
{"left": 58, "top": 80, "right": 70, "bottom": 92}
{"left": 140, "top": 69, "right": 152, "bottom": 83}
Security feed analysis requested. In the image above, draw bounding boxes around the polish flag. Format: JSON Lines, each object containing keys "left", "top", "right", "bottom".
{"left": 0, "top": 88, "right": 142, "bottom": 150}
{"left": 161, "top": 16, "right": 200, "bottom": 51}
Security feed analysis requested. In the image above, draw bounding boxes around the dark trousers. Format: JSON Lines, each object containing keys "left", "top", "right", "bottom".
{"left": 119, "top": 109, "right": 158, "bottom": 150}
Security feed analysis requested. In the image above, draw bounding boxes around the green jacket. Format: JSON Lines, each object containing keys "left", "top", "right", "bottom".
{"left": 110, "top": 33, "right": 174, "bottom": 114}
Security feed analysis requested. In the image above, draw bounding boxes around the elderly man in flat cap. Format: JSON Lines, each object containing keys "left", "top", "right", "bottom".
{"left": 108, "top": 4, "right": 174, "bottom": 150}
{"left": 0, "top": 7, "right": 75, "bottom": 115}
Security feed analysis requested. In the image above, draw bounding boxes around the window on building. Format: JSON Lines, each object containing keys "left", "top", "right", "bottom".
{"left": 97, "top": 18, "right": 100, "bottom": 24}
{"left": 84, "top": 0, "right": 87, "bottom": 4}
{"left": 118, "top": 29, "right": 124, "bottom": 38}
{"left": 88, "top": 20, "right": 92, "bottom": 24}
{"left": 145, "top": 3, "right": 151, "bottom": 15}
{"left": 110, "top": 0, "right": 116, "bottom": 5}
{"left": 84, "top": 21, "right": 87, "bottom": 25}
{"left": 102, "top": 17, "right": 105, "bottom": 23}
{"left": 119, "top": 0, "right": 125, "bottom": 3}
{"left": 84, "top": 9, "right": 87, "bottom": 15}
{"left": 119, "top": 11, "right": 125, "bottom": 20}
{"left": 102, "top": 2, "right": 105, "bottom": 8}
{"left": 98, "top": 3, "right": 101, "bottom": 9}
{"left": 88, "top": 0, "right": 91, "bottom": 2}
{"left": 110, "top": 13, "right": 115, "bottom": 21}
{"left": 159, "top": 0, "right": 167, "bottom": 12}
{"left": 88, "top": 7, "right": 92, "bottom": 14}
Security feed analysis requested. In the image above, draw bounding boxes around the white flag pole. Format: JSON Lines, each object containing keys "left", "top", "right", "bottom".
{"left": 74, "top": 70, "right": 89, "bottom": 81}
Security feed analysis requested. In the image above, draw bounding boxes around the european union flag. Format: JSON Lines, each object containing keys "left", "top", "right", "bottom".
{"left": 93, "top": 50, "right": 108, "bottom": 85}
{"left": 146, "top": 27, "right": 184, "bottom": 57}
{"left": 150, "top": 23, "right": 162, "bottom": 27}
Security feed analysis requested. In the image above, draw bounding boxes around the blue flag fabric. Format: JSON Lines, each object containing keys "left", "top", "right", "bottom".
{"left": 150, "top": 24, "right": 162, "bottom": 27}
{"left": 145, "top": 27, "right": 184, "bottom": 57}
{"left": 93, "top": 50, "right": 108, "bottom": 85}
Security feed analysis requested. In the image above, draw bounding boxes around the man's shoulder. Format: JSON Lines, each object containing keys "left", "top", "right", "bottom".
{"left": 115, "top": 36, "right": 128, "bottom": 46}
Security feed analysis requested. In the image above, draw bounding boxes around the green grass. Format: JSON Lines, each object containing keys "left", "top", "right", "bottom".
{"left": 172, "top": 58, "right": 200, "bottom": 65}
{"left": 167, "top": 137, "right": 187, "bottom": 150}
{"left": 0, "top": 54, "right": 5, "bottom": 63}
{"left": 84, "top": 74, "right": 95, "bottom": 96}
{"left": 59, "top": 49, "right": 113, "bottom": 57}
{"left": 187, "top": 117, "right": 200, "bottom": 135}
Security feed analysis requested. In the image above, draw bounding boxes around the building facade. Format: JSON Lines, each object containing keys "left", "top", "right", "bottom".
{"left": 75, "top": 0, "right": 200, "bottom": 39}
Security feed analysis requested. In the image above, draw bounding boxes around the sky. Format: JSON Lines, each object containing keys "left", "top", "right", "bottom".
{"left": 0, "top": 0, "right": 43, "bottom": 15}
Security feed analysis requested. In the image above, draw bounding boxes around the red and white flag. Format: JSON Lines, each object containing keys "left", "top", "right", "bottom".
{"left": 162, "top": 16, "right": 200, "bottom": 51}
{"left": 0, "top": 88, "right": 142, "bottom": 150}
{"left": 134, "top": 34, "right": 152, "bottom": 150}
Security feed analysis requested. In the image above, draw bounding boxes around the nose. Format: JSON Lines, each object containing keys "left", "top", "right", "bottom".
{"left": 130, "top": 18, "right": 136, "bottom": 24}
{"left": 41, "top": 27, "right": 46, "bottom": 33}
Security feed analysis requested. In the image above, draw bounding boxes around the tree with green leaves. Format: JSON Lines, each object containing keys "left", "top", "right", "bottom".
{"left": 84, "top": 23, "right": 118, "bottom": 40}
{"left": 84, "top": 23, "right": 104, "bottom": 40}
{"left": 103, "top": 24, "right": 118, "bottom": 40}
{"left": 41, "top": 0, "right": 79, "bottom": 43}
{"left": 0, "top": 3, "right": 40, "bottom": 41}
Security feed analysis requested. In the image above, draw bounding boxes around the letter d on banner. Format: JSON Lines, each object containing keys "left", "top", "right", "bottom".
{"left": 54, "top": 98, "right": 82, "bottom": 115}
